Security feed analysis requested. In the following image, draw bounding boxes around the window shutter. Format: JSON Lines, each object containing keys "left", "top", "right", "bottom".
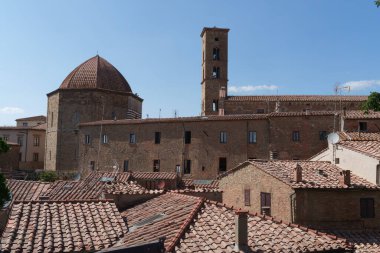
{"left": 244, "top": 189, "right": 250, "bottom": 206}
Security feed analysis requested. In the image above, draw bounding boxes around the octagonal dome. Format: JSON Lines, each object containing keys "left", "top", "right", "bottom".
{"left": 59, "top": 55, "right": 132, "bottom": 93}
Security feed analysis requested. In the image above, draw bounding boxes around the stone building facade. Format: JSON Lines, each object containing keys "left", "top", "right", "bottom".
{"left": 45, "top": 55, "right": 142, "bottom": 172}
{"left": 219, "top": 160, "right": 380, "bottom": 230}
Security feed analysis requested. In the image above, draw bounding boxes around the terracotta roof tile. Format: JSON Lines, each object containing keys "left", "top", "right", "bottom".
{"left": 338, "top": 132, "right": 380, "bottom": 141}
{"left": 131, "top": 171, "right": 178, "bottom": 180}
{"left": 59, "top": 55, "right": 132, "bottom": 93}
{"left": 343, "top": 110, "right": 380, "bottom": 119}
{"left": 104, "top": 181, "right": 163, "bottom": 195}
{"left": 120, "top": 193, "right": 203, "bottom": 252}
{"left": 227, "top": 95, "right": 367, "bottom": 102}
{"left": 6, "top": 180, "right": 51, "bottom": 201}
{"left": 181, "top": 179, "right": 220, "bottom": 189}
{"left": 175, "top": 201, "right": 351, "bottom": 252}
{"left": 0, "top": 200, "right": 127, "bottom": 253}
{"left": 219, "top": 160, "right": 379, "bottom": 189}
{"left": 328, "top": 230, "right": 380, "bottom": 252}
{"left": 15, "top": 115, "right": 46, "bottom": 122}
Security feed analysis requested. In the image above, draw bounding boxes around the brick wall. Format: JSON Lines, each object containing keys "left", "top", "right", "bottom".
{"left": 295, "top": 189, "right": 380, "bottom": 230}
{"left": 0, "top": 144, "right": 20, "bottom": 175}
{"left": 219, "top": 163, "right": 294, "bottom": 222}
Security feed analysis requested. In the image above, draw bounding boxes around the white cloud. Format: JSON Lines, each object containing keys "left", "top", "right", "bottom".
{"left": 342, "top": 80, "right": 380, "bottom": 91}
{"left": 0, "top": 107, "right": 25, "bottom": 114}
{"left": 229, "top": 85, "right": 279, "bottom": 94}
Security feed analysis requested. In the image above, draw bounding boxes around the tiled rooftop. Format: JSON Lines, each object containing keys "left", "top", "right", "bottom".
{"left": 0, "top": 200, "right": 127, "bottom": 253}
{"left": 339, "top": 141, "right": 380, "bottom": 160}
{"left": 131, "top": 171, "right": 178, "bottom": 180}
{"left": 103, "top": 180, "right": 163, "bottom": 195}
{"left": 227, "top": 95, "right": 367, "bottom": 102}
{"left": 6, "top": 180, "right": 51, "bottom": 201}
{"left": 175, "top": 201, "right": 351, "bottom": 252}
{"left": 15, "top": 115, "right": 46, "bottom": 122}
{"left": 220, "top": 160, "right": 379, "bottom": 189}
{"left": 59, "top": 55, "right": 133, "bottom": 93}
{"left": 343, "top": 110, "right": 380, "bottom": 119}
{"left": 43, "top": 180, "right": 104, "bottom": 200}
{"left": 338, "top": 132, "right": 380, "bottom": 141}
{"left": 328, "top": 230, "right": 380, "bottom": 253}
{"left": 120, "top": 193, "right": 203, "bottom": 252}
{"left": 181, "top": 179, "right": 220, "bottom": 189}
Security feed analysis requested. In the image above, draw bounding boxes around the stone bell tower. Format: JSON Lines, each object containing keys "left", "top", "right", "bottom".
{"left": 201, "top": 27, "right": 229, "bottom": 116}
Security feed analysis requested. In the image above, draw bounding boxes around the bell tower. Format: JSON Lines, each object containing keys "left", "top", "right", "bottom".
{"left": 201, "top": 27, "right": 229, "bottom": 116}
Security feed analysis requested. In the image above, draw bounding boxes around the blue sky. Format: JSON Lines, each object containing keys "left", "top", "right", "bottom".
{"left": 0, "top": 1, "right": 379, "bottom": 125}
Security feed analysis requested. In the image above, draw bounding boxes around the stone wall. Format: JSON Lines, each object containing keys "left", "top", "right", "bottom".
{"left": 0, "top": 144, "right": 20, "bottom": 175}
{"left": 219, "top": 163, "right": 294, "bottom": 222}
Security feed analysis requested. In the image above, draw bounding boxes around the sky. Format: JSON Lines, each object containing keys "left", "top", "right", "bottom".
{"left": 0, "top": 1, "right": 379, "bottom": 125}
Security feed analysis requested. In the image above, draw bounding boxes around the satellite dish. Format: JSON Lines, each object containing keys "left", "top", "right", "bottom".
{"left": 327, "top": 133, "right": 340, "bottom": 144}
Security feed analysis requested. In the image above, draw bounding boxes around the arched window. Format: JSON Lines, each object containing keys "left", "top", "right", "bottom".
{"left": 212, "top": 67, "right": 220, "bottom": 79}
{"left": 213, "top": 48, "right": 220, "bottom": 60}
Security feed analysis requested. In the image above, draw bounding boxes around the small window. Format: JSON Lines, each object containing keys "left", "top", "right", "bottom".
{"left": 248, "top": 131, "right": 257, "bottom": 144}
{"left": 51, "top": 112, "right": 54, "bottom": 127}
{"left": 319, "top": 131, "right": 328, "bottom": 140}
{"left": 256, "top": 109, "right": 265, "bottom": 114}
{"left": 33, "top": 153, "right": 39, "bottom": 162}
{"left": 130, "top": 133, "right": 136, "bottom": 144}
{"left": 270, "top": 151, "right": 279, "bottom": 160}
{"left": 184, "top": 160, "right": 191, "bottom": 174}
{"left": 244, "top": 189, "right": 251, "bottom": 206}
{"left": 377, "top": 165, "right": 380, "bottom": 186}
{"left": 212, "top": 48, "right": 220, "bottom": 60}
{"left": 219, "top": 157, "right": 227, "bottom": 172}
{"left": 360, "top": 198, "right": 375, "bottom": 218}
{"left": 153, "top": 159, "right": 160, "bottom": 172}
{"left": 111, "top": 111, "right": 116, "bottom": 120}
{"left": 335, "top": 158, "right": 340, "bottom": 164}
{"left": 22, "top": 122, "right": 28, "bottom": 127}
{"left": 212, "top": 67, "right": 220, "bottom": 79}
{"left": 292, "top": 131, "right": 300, "bottom": 142}
{"left": 33, "top": 135, "right": 40, "bottom": 146}
{"left": 17, "top": 136, "right": 23, "bottom": 146}
{"left": 102, "top": 134, "right": 108, "bottom": 144}
{"left": 49, "top": 151, "right": 51, "bottom": 160}
{"left": 220, "top": 131, "right": 227, "bottom": 143}
{"left": 184, "top": 131, "right": 191, "bottom": 144}
{"left": 359, "top": 122, "right": 368, "bottom": 132}
{"left": 176, "top": 164, "right": 181, "bottom": 174}
{"left": 260, "top": 192, "right": 271, "bottom": 216}
{"left": 212, "top": 100, "right": 219, "bottom": 112}
{"left": 155, "top": 132, "right": 161, "bottom": 144}
{"left": 123, "top": 160, "right": 129, "bottom": 172}
{"left": 2, "top": 135, "right": 9, "bottom": 142}
{"left": 214, "top": 37, "right": 219, "bottom": 41}
{"left": 19, "top": 153, "right": 22, "bottom": 162}
{"left": 90, "top": 161, "right": 95, "bottom": 171}
{"left": 85, "top": 135, "right": 91, "bottom": 144}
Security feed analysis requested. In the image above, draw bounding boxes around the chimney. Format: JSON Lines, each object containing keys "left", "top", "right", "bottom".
{"left": 293, "top": 163, "right": 302, "bottom": 183}
{"left": 339, "top": 170, "right": 351, "bottom": 187}
{"left": 234, "top": 210, "right": 248, "bottom": 251}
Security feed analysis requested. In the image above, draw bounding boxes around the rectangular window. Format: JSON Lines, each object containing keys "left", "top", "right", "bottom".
{"left": 359, "top": 122, "right": 368, "bottom": 132}
{"left": 292, "top": 131, "right": 300, "bottom": 142}
{"left": 153, "top": 159, "right": 160, "bottom": 172}
{"left": 335, "top": 158, "right": 340, "bottom": 164}
{"left": 155, "top": 132, "right": 161, "bottom": 144}
{"left": 377, "top": 165, "right": 380, "bottom": 186}
{"left": 85, "top": 135, "right": 91, "bottom": 144}
{"left": 102, "top": 134, "right": 108, "bottom": 144}
{"left": 2, "top": 135, "right": 9, "bottom": 142}
{"left": 244, "top": 189, "right": 251, "bottom": 206}
{"left": 19, "top": 153, "right": 22, "bottom": 162}
{"left": 260, "top": 192, "right": 271, "bottom": 216}
{"left": 360, "top": 198, "right": 375, "bottom": 218}
{"left": 248, "top": 131, "right": 257, "bottom": 144}
{"left": 33, "top": 153, "right": 39, "bottom": 162}
{"left": 184, "top": 131, "right": 191, "bottom": 144}
{"left": 17, "top": 136, "right": 23, "bottom": 146}
{"left": 220, "top": 131, "right": 227, "bottom": 143}
{"left": 176, "top": 164, "right": 181, "bottom": 174}
{"left": 212, "top": 100, "right": 219, "bottom": 112}
{"left": 130, "top": 133, "right": 136, "bottom": 144}
{"left": 90, "top": 161, "right": 95, "bottom": 171}
{"left": 123, "top": 160, "right": 129, "bottom": 172}
{"left": 51, "top": 112, "right": 54, "bottom": 127}
{"left": 49, "top": 151, "right": 51, "bottom": 160}
{"left": 256, "top": 109, "right": 265, "bottom": 114}
{"left": 219, "top": 157, "right": 227, "bottom": 172}
{"left": 184, "top": 159, "right": 191, "bottom": 174}
{"left": 33, "top": 135, "right": 40, "bottom": 146}
{"left": 270, "top": 151, "right": 279, "bottom": 160}
{"left": 22, "top": 122, "right": 28, "bottom": 127}
{"left": 319, "top": 131, "right": 328, "bottom": 140}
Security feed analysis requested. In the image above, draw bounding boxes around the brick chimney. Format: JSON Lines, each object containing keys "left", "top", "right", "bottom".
{"left": 339, "top": 170, "right": 351, "bottom": 187}
{"left": 234, "top": 210, "right": 248, "bottom": 251}
{"left": 293, "top": 163, "right": 302, "bottom": 183}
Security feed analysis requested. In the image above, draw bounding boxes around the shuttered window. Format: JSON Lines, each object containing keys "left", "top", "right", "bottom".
{"left": 260, "top": 192, "right": 271, "bottom": 216}
{"left": 244, "top": 189, "right": 251, "bottom": 206}
{"left": 360, "top": 198, "right": 375, "bottom": 218}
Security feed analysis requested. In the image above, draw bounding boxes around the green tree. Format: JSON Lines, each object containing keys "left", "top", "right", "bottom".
{"left": 376, "top": 0, "right": 380, "bottom": 7}
{"left": 39, "top": 171, "right": 58, "bottom": 182}
{"left": 362, "top": 92, "right": 380, "bottom": 112}
{"left": 0, "top": 138, "right": 10, "bottom": 154}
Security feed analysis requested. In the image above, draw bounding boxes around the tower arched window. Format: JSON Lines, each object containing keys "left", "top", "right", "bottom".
{"left": 213, "top": 48, "right": 220, "bottom": 60}
{"left": 212, "top": 67, "right": 220, "bottom": 79}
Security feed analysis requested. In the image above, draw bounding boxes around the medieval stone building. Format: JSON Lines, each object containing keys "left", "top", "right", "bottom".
{"left": 45, "top": 56, "right": 142, "bottom": 171}
{"left": 45, "top": 27, "right": 372, "bottom": 178}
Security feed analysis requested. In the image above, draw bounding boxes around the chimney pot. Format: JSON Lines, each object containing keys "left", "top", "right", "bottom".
{"left": 339, "top": 170, "right": 351, "bottom": 187}
{"left": 294, "top": 163, "right": 302, "bottom": 183}
{"left": 234, "top": 210, "right": 248, "bottom": 251}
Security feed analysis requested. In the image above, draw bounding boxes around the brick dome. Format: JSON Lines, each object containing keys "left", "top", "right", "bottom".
{"left": 59, "top": 55, "right": 132, "bottom": 92}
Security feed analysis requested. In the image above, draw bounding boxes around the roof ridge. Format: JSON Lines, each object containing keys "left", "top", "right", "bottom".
{"left": 13, "top": 199, "right": 115, "bottom": 204}
{"left": 95, "top": 55, "right": 100, "bottom": 89}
